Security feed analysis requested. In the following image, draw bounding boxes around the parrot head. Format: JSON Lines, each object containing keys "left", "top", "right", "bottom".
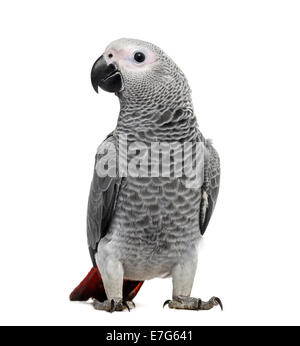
{"left": 91, "top": 38, "right": 189, "bottom": 102}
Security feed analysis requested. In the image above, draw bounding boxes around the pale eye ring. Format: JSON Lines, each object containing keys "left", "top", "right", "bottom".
{"left": 134, "top": 52, "right": 145, "bottom": 63}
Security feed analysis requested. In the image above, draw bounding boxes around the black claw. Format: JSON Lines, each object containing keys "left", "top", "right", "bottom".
{"left": 131, "top": 301, "right": 136, "bottom": 308}
{"left": 163, "top": 300, "right": 171, "bottom": 308}
{"left": 214, "top": 297, "right": 223, "bottom": 311}
{"left": 197, "top": 298, "right": 202, "bottom": 309}
{"left": 110, "top": 299, "right": 115, "bottom": 313}
{"left": 123, "top": 301, "right": 131, "bottom": 312}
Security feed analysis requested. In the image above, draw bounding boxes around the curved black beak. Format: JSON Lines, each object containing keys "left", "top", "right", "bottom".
{"left": 91, "top": 55, "right": 123, "bottom": 93}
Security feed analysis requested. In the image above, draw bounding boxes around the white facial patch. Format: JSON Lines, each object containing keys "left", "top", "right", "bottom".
{"left": 105, "top": 40, "right": 158, "bottom": 72}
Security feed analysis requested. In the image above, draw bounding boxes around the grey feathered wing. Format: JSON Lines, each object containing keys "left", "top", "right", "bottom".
{"left": 87, "top": 134, "right": 121, "bottom": 266}
{"left": 199, "top": 138, "right": 220, "bottom": 235}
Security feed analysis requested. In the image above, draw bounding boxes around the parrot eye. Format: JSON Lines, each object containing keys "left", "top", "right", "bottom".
{"left": 134, "top": 52, "right": 145, "bottom": 63}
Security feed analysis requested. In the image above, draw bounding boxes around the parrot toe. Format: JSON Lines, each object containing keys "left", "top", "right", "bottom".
{"left": 92, "top": 298, "right": 135, "bottom": 312}
{"left": 163, "top": 295, "right": 223, "bottom": 311}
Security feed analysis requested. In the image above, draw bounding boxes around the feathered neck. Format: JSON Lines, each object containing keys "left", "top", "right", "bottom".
{"left": 115, "top": 94, "right": 198, "bottom": 143}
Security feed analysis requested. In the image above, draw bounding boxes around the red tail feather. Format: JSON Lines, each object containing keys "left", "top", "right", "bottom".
{"left": 70, "top": 267, "right": 143, "bottom": 302}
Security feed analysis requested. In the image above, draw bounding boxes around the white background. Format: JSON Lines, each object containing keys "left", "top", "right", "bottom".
{"left": 0, "top": 0, "right": 300, "bottom": 326}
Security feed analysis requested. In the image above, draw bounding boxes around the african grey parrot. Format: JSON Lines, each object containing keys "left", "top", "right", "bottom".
{"left": 70, "top": 38, "right": 221, "bottom": 312}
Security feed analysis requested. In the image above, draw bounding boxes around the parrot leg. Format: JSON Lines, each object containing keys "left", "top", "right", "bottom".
{"left": 163, "top": 260, "right": 223, "bottom": 311}
{"left": 94, "top": 253, "right": 133, "bottom": 312}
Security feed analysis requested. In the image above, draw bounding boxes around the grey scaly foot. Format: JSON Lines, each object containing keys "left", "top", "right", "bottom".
{"left": 163, "top": 295, "right": 223, "bottom": 311}
{"left": 93, "top": 298, "right": 135, "bottom": 312}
